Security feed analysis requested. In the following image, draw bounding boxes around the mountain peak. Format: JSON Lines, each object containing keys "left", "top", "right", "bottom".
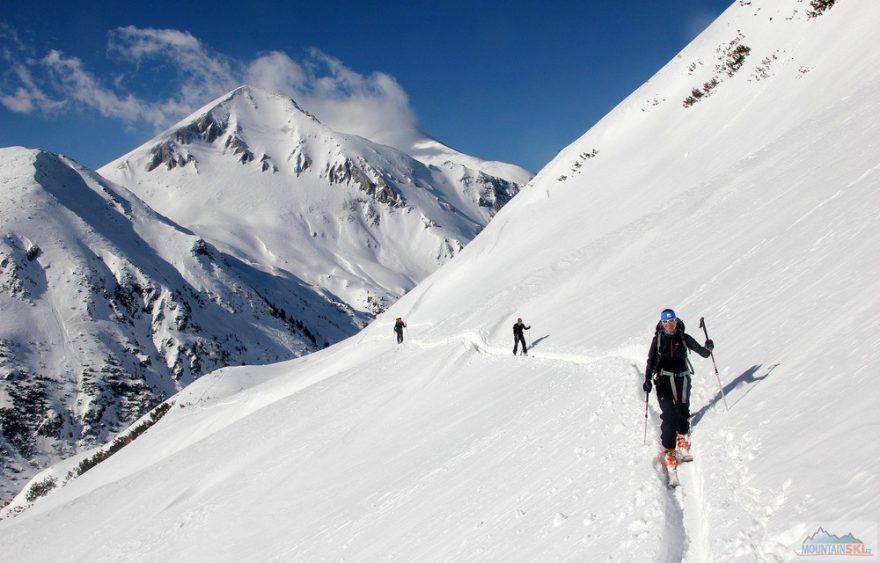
{"left": 115, "top": 84, "right": 324, "bottom": 174}
{"left": 97, "top": 83, "right": 524, "bottom": 325}
{"left": 216, "top": 84, "right": 317, "bottom": 122}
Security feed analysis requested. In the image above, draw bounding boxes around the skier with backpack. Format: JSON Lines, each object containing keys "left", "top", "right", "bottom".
{"left": 393, "top": 317, "right": 407, "bottom": 344}
{"left": 512, "top": 318, "right": 530, "bottom": 356}
{"left": 643, "top": 309, "right": 714, "bottom": 475}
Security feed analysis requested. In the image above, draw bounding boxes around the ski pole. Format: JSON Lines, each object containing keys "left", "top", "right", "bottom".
{"left": 528, "top": 328, "right": 531, "bottom": 348}
{"left": 643, "top": 390, "right": 650, "bottom": 445}
{"left": 699, "top": 316, "right": 729, "bottom": 412}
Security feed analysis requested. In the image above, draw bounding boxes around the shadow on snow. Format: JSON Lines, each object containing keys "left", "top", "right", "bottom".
{"left": 530, "top": 334, "right": 550, "bottom": 348}
{"left": 692, "top": 363, "right": 780, "bottom": 427}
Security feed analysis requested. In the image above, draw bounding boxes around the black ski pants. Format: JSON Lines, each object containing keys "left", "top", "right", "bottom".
{"left": 513, "top": 333, "right": 527, "bottom": 355}
{"left": 395, "top": 330, "right": 404, "bottom": 344}
{"left": 655, "top": 370, "right": 692, "bottom": 449}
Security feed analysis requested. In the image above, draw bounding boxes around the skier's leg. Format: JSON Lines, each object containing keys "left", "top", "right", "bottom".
{"left": 656, "top": 391, "right": 677, "bottom": 450}
{"left": 675, "top": 373, "right": 692, "bottom": 436}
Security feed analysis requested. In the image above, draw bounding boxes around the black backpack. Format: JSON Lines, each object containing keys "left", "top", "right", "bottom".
{"left": 652, "top": 318, "right": 694, "bottom": 372}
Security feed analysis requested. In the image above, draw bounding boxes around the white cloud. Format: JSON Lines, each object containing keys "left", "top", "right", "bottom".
{"left": 0, "top": 65, "right": 65, "bottom": 114}
{"left": 245, "top": 49, "right": 420, "bottom": 147}
{"left": 0, "top": 24, "right": 65, "bottom": 114}
{"left": 1, "top": 87, "right": 34, "bottom": 112}
{"left": 1, "top": 24, "right": 421, "bottom": 148}
{"left": 108, "top": 26, "right": 203, "bottom": 59}
{"left": 108, "top": 26, "right": 238, "bottom": 101}
{"left": 244, "top": 51, "right": 308, "bottom": 98}
{"left": 42, "top": 49, "right": 144, "bottom": 122}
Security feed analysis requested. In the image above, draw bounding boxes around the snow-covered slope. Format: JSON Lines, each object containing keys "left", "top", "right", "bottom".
{"left": 398, "top": 134, "right": 534, "bottom": 186}
{"left": 2, "top": 1, "right": 879, "bottom": 560}
{"left": 0, "top": 147, "right": 362, "bottom": 502}
{"left": 99, "top": 85, "right": 526, "bottom": 316}
{"left": 0, "top": 86, "right": 528, "bottom": 506}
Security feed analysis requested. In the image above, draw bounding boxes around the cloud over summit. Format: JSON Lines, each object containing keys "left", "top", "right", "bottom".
{"left": 0, "top": 24, "right": 421, "bottom": 152}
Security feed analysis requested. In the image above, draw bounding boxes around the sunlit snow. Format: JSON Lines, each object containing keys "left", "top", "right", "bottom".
{"left": 2, "top": 1, "right": 878, "bottom": 561}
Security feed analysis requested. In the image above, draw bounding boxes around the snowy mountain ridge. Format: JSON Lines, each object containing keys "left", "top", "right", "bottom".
{"left": 0, "top": 146, "right": 365, "bottom": 502}
{"left": 0, "top": 86, "right": 529, "bottom": 505}
{"left": 2, "top": 1, "right": 879, "bottom": 561}
{"left": 100, "top": 85, "right": 527, "bottom": 316}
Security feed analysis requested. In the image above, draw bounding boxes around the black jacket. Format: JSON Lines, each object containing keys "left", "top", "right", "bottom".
{"left": 513, "top": 322, "right": 530, "bottom": 337}
{"left": 394, "top": 320, "right": 406, "bottom": 333}
{"left": 645, "top": 321, "right": 711, "bottom": 378}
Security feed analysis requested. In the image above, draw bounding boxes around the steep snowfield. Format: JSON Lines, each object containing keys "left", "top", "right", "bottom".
{"left": 2, "top": 1, "right": 878, "bottom": 560}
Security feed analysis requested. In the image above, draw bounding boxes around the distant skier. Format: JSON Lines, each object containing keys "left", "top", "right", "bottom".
{"left": 513, "top": 318, "right": 530, "bottom": 356}
{"left": 643, "top": 309, "right": 714, "bottom": 470}
{"left": 394, "top": 317, "right": 407, "bottom": 344}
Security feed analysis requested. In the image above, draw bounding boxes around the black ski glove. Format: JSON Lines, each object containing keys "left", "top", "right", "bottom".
{"left": 705, "top": 339, "right": 715, "bottom": 351}
{"left": 643, "top": 378, "right": 652, "bottom": 393}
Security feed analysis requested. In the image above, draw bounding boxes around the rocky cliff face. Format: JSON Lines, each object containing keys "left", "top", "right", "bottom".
{"left": 0, "top": 147, "right": 363, "bottom": 504}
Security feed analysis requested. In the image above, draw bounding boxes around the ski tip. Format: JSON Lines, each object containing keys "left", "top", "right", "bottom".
{"left": 666, "top": 466, "right": 680, "bottom": 488}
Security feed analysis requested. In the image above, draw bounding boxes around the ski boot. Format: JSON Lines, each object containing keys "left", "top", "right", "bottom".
{"left": 664, "top": 448, "right": 678, "bottom": 469}
{"left": 664, "top": 447, "right": 680, "bottom": 487}
{"left": 676, "top": 433, "right": 693, "bottom": 463}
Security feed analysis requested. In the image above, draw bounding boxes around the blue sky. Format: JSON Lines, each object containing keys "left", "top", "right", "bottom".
{"left": 1, "top": 0, "right": 733, "bottom": 173}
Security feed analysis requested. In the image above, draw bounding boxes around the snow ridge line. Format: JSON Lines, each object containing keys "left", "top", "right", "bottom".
{"left": 404, "top": 331, "right": 625, "bottom": 367}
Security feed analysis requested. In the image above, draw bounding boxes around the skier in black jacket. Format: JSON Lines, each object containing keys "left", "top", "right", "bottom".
{"left": 513, "top": 318, "right": 530, "bottom": 356}
{"left": 643, "top": 309, "right": 714, "bottom": 468}
{"left": 394, "top": 317, "right": 407, "bottom": 344}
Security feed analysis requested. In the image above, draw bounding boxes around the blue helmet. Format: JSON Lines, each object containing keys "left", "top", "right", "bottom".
{"left": 660, "top": 308, "right": 676, "bottom": 321}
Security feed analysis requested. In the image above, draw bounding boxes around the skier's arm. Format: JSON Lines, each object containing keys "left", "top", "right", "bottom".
{"left": 684, "top": 333, "right": 713, "bottom": 358}
{"left": 645, "top": 334, "right": 659, "bottom": 379}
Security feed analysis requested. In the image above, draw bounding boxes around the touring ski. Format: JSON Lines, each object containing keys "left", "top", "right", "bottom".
{"left": 666, "top": 461, "right": 680, "bottom": 488}
{"left": 661, "top": 449, "right": 680, "bottom": 488}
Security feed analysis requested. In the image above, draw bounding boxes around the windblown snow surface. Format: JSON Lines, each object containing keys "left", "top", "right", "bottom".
{"left": 1, "top": 1, "right": 878, "bottom": 561}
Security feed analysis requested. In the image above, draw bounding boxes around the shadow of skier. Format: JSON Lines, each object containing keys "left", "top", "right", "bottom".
{"left": 531, "top": 335, "right": 550, "bottom": 348}
{"left": 692, "top": 363, "right": 779, "bottom": 426}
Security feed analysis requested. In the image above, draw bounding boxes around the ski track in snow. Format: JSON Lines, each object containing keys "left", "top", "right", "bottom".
{"left": 374, "top": 330, "right": 745, "bottom": 561}
{"left": 5, "top": 322, "right": 765, "bottom": 561}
